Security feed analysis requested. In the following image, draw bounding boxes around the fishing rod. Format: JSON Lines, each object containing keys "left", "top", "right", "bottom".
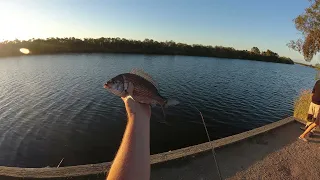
{"left": 189, "top": 101, "right": 222, "bottom": 180}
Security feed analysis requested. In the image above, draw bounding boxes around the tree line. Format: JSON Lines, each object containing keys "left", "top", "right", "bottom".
{"left": 0, "top": 37, "right": 294, "bottom": 64}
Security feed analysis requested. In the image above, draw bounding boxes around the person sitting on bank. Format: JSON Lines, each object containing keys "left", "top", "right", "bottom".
{"left": 299, "top": 79, "right": 320, "bottom": 141}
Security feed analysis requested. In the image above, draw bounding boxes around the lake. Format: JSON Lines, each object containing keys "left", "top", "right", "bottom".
{"left": 0, "top": 54, "right": 316, "bottom": 167}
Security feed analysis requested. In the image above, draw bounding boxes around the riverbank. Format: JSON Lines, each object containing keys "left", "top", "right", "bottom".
{"left": 0, "top": 38, "right": 294, "bottom": 64}
{"left": 295, "top": 62, "right": 314, "bottom": 68}
{"left": 2, "top": 117, "right": 316, "bottom": 179}
{"left": 295, "top": 62, "right": 320, "bottom": 70}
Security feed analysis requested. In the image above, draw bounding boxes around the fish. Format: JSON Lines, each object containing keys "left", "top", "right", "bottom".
{"left": 104, "top": 69, "right": 179, "bottom": 115}
{"left": 104, "top": 70, "right": 221, "bottom": 176}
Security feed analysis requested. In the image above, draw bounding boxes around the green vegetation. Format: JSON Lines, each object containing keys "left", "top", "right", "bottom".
{"left": 294, "top": 90, "right": 312, "bottom": 121}
{"left": 251, "top": 47, "right": 260, "bottom": 54}
{"left": 0, "top": 37, "right": 294, "bottom": 64}
{"left": 288, "top": 0, "right": 320, "bottom": 61}
{"left": 315, "top": 63, "right": 320, "bottom": 70}
{"left": 295, "top": 62, "right": 320, "bottom": 70}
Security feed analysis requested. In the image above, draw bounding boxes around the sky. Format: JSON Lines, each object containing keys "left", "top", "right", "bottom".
{"left": 0, "top": 0, "right": 315, "bottom": 63}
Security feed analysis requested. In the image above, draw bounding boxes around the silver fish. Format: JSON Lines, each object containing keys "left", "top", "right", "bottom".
{"left": 104, "top": 69, "right": 179, "bottom": 108}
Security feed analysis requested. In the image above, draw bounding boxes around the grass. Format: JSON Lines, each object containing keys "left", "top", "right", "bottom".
{"left": 294, "top": 90, "right": 312, "bottom": 121}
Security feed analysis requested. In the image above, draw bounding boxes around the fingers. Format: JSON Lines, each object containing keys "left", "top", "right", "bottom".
{"left": 121, "top": 96, "right": 151, "bottom": 118}
{"left": 122, "top": 97, "right": 136, "bottom": 115}
{"left": 123, "top": 96, "right": 135, "bottom": 104}
{"left": 121, "top": 96, "right": 134, "bottom": 110}
{"left": 121, "top": 95, "right": 135, "bottom": 105}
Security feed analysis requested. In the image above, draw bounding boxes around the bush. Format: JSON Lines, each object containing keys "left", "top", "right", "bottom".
{"left": 294, "top": 90, "right": 312, "bottom": 121}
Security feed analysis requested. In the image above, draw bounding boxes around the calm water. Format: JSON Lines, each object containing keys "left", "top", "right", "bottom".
{"left": 0, "top": 54, "right": 316, "bottom": 167}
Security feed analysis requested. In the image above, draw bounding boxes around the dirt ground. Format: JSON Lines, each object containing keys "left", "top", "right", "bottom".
{"left": 227, "top": 130, "right": 320, "bottom": 180}
{"left": 151, "top": 122, "right": 320, "bottom": 180}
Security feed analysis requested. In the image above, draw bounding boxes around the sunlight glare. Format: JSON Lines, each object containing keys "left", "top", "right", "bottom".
{"left": 20, "top": 48, "right": 30, "bottom": 54}
{"left": 0, "top": 5, "right": 34, "bottom": 41}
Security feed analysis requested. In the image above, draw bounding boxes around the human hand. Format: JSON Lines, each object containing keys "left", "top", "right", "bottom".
{"left": 121, "top": 96, "right": 151, "bottom": 120}
{"left": 120, "top": 82, "right": 151, "bottom": 119}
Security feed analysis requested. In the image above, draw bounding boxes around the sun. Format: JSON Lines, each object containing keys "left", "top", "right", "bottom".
{"left": 0, "top": 6, "right": 31, "bottom": 42}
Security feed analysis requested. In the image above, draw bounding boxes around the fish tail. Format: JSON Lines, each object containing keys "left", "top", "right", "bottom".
{"left": 164, "top": 99, "right": 179, "bottom": 108}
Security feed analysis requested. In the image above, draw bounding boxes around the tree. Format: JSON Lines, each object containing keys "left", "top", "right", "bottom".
{"left": 251, "top": 47, "right": 260, "bottom": 54}
{"left": 288, "top": 0, "right": 320, "bottom": 61}
{"left": 265, "top": 49, "right": 279, "bottom": 57}
{"left": 0, "top": 37, "right": 294, "bottom": 64}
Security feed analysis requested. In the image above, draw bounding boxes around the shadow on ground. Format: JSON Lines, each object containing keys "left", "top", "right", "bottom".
{"left": 151, "top": 121, "right": 302, "bottom": 180}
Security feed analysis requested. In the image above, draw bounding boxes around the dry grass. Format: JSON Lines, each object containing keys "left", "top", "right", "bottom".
{"left": 294, "top": 90, "right": 312, "bottom": 121}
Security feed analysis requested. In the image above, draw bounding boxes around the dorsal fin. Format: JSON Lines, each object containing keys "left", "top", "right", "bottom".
{"left": 130, "top": 68, "right": 158, "bottom": 88}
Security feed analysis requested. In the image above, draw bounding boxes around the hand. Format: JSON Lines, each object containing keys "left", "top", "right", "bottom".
{"left": 121, "top": 96, "right": 151, "bottom": 119}
{"left": 121, "top": 82, "right": 151, "bottom": 119}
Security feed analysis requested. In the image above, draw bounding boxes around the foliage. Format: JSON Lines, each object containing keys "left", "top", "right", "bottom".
{"left": 0, "top": 37, "right": 294, "bottom": 64}
{"left": 315, "top": 63, "right": 320, "bottom": 69}
{"left": 294, "top": 90, "right": 312, "bottom": 121}
{"left": 262, "top": 49, "right": 279, "bottom": 57}
{"left": 288, "top": 0, "right": 320, "bottom": 61}
{"left": 251, "top": 47, "right": 260, "bottom": 54}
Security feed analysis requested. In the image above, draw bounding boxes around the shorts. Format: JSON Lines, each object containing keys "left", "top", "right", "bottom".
{"left": 307, "top": 102, "right": 320, "bottom": 125}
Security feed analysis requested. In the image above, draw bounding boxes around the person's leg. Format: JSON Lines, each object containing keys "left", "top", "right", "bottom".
{"left": 300, "top": 113, "right": 320, "bottom": 140}
{"left": 304, "top": 103, "right": 317, "bottom": 135}
{"left": 311, "top": 126, "right": 316, "bottom": 133}
{"left": 300, "top": 122, "right": 317, "bottom": 139}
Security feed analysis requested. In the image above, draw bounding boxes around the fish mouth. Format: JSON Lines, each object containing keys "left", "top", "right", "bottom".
{"left": 104, "top": 83, "right": 110, "bottom": 89}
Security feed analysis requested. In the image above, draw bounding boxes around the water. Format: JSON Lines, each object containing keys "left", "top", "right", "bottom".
{"left": 0, "top": 54, "right": 316, "bottom": 167}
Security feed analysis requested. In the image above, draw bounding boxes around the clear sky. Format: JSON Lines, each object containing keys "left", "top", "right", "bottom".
{"left": 0, "top": 0, "right": 314, "bottom": 62}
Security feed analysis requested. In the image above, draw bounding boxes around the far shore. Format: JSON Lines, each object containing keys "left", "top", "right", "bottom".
{"left": 0, "top": 37, "right": 294, "bottom": 64}
{"left": 295, "top": 61, "right": 320, "bottom": 70}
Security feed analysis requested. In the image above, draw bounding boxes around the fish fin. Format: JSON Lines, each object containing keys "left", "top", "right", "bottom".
{"left": 130, "top": 69, "right": 158, "bottom": 88}
{"left": 164, "top": 99, "right": 179, "bottom": 108}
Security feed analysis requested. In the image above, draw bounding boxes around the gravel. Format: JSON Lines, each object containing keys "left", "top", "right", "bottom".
{"left": 227, "top": 132, "right": 320, "bottom": 180}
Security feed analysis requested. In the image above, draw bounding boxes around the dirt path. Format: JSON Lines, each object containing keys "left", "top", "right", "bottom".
{"left": 151, "top": 122, "right": 320, "bottom": 180}
{"left": 228, "top": 132, "right": 320, "bottom": 180}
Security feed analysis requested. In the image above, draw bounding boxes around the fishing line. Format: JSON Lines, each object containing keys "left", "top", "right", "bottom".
{"left": 188, "top": 100, "right": 222, "bottom": 180}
